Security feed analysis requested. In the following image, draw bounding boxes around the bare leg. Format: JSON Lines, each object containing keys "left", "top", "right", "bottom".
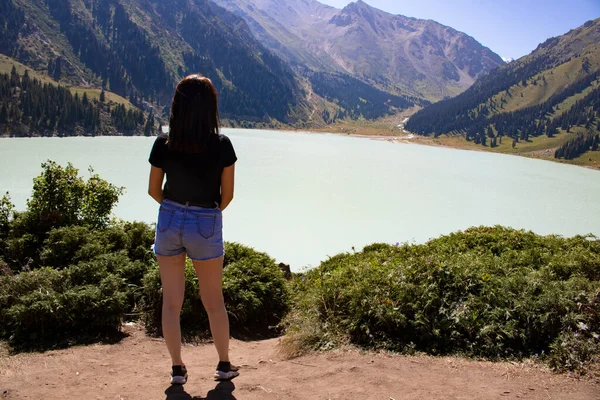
{"left": 192, "top": 256, "right": 230, "bottom": 362}
{"left": 158, "top": 253, "right": 187, "bottom": 366}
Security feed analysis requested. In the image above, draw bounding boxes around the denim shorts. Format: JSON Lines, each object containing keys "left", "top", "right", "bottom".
{"left": 153, "top": 199, "right": 224, "bottom": 261}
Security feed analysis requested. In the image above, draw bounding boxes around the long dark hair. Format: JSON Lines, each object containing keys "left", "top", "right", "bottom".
{"left": 167, "top": 74, "right": 220, "bottom": 153}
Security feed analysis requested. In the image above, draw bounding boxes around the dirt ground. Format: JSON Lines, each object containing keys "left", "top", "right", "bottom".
{"left": 0, "top": 324, "right": 598, "bottom": 400}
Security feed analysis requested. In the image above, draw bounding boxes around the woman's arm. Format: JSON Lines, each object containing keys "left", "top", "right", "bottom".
{"left": 148, "top": 166, "right": 165, "bottom": 204}
{"left": 220, "top": 164, "right": 235, "bottom": 211}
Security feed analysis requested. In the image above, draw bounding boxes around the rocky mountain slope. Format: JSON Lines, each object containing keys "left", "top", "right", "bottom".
{"left": 212, "top": 0, "right": 505, "bottom": 101}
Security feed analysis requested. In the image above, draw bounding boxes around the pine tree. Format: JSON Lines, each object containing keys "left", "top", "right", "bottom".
{"left": 144, "top": 111, "right": 155, "bottom": 136}
{"left": 22, "top": 70, "right": 30, "bottom": 91}
{"left": 0, "top": 104, "right": 7, "bottom": 124}
{"left": 10, "top": 66, "right": 19, "bottom": 87}
{"left": 52, "top": 58, "right": 62, "bottom": 82}
{"left": 592, "top": 135, "right": 599, "bottom": 151}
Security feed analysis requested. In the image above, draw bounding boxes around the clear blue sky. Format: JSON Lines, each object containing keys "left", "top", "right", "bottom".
{"left": 318, "top": 0, "right": 600, "bottom": 60}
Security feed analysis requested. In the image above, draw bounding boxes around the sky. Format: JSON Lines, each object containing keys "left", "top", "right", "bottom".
{"left": 317, "top": 0, "right": 600, "bottom": 61}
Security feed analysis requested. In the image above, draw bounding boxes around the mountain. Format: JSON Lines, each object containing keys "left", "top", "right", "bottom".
{"left": 0, "top": 0, "right": 505, "bottom": 131}
{"left": 212, "top": 0, "right": 505, "bottom": 102}
{"left": 406, "top": 18, "right": 600, "bottom": 162}
{"left": 0, "top": 0, "right": 309, "bottom": 128}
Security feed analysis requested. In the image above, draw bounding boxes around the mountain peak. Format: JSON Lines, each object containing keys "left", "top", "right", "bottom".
{"left": 333, "top": 0, "right": 380, "bottom": 27}
{"left": 213, "top": 0, "right": 505, "bottom": 102}
{"left": 343, "top": 0, "right": 376, "bottom": 13}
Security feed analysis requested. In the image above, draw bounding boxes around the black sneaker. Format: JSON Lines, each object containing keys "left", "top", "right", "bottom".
{"left": 213, "top": 362, "right": 239, "bottom": 381}
{"left": 171, "top": 365, "right": 188, "bottom": 385}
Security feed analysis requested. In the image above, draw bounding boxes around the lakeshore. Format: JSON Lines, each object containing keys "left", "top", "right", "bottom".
{"left": 302, "top": 121, "right": 600, "bottom": 171}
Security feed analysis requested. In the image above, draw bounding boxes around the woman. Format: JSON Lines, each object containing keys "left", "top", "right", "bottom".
{"left": 147, "top": 74, "right": 239, "bottom": 385}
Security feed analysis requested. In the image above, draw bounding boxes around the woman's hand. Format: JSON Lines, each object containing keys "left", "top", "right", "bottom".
{"left": 148, "top": 166, "right": 165, "bottom": 204}
{"left": 220, "top": 164, "right": 235, "bottom": 211}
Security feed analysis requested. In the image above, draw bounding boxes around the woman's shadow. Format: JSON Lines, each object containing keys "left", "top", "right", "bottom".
{"left": 165, "top": 381, "right": 237, "bottom": 400}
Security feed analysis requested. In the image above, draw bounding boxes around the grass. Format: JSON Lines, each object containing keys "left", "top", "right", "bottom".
{"left": 69, "top": 88, "right": 133, "bottom": 109}
{"left": 483, "top": 47, "right": 600, "bottom": 118}
{"left": 552, "top": 79, "right": 600, "bottom": 119}
{"left": 488, "top": 55, "right": 598, "bottom": 115}
{"left": 571, "top": 147, "right": 600, "bottom": 169}
{"left": 484, "top": 133, "right": 570, "bottom": 155}
{"left": 417, "top": 129, "right": 600, "bottom": 169}
{"left": 0, "top": 54, "right": 55, "bottom": 85}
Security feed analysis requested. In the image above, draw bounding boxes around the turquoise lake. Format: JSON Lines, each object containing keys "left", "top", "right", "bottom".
{"left": 1, "top": 129, "right": 599, "bottom": 271}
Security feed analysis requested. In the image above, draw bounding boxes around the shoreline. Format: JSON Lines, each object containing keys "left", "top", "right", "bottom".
{"left": 294, "top": 126, "right": 600, "bottom": 172}
{"left": 3, "top": 125, "right": 599, "bottom": 171}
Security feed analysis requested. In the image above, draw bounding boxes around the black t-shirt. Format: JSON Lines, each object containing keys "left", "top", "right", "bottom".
{"left": 149, "top": 134, "right": 237, "bottom": 207}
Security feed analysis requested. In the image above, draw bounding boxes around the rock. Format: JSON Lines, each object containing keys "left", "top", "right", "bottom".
{"left": 278, "top": 263, "right": 291, "bottom": 280}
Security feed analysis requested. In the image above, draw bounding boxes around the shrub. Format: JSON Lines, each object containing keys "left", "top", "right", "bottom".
{"left": 284, "top": 227, "right": 600, "bottom": 376}
{"left": 122, "top": 221, "right": 155, "bottom": 262}
{"left": 548, "top": 289, "right": 600, "bottom": 374}
{"left": 1, "top": 161, "right": 124, "bottom": 271}
{"left": 0, "top": 228, "right": 156, "bottom": 348}
{"left": 223, "top": 258, "right": 290, "bottom": 333}
{"left": 27, "top": 161, "right": 123, "bottom": 229}
{"left": 142, "top": 242, "right": 290, "bottom": 338}
{"left": 38, "top": 223, "right": 152, "bottom": 270}
{"left": 2, "top": 211, "right": 44, "bottom": 270}
{"left": 39, "top": 225, "right": 103, "bottom": 268}
{"left": 0, "top": 161, "right": 160, "bottom": 350}
{"left": 0, "top": 193, "right": 13, "bottom": 248}
{"left": 0, "top": 265, "right": 127, "bottom": 348}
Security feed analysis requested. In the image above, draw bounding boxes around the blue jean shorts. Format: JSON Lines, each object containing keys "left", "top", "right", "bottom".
{"left": 153, "top": 199, "right": 224, "bottom": 261}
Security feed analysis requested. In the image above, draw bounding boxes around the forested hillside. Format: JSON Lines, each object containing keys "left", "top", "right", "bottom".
{"left": 0, "top": 66, "right": 150, "bottom": 136}
{"left": 0, "top": 0, "right": 421, "bottom": 131}
{"left": 406, "top": 19, "right": 600, "bottom": 162}
{"left": 0, "top": 0, "right": 311, "bottom": 127}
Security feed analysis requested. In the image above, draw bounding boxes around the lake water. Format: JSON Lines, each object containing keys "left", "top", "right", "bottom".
{"left": 1, "top": 129, "right": 600, "bottom": 271}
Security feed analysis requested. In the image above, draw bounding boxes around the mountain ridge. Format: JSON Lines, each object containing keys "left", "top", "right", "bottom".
{"left": 406, "top": 18, "right": 600, "bottom": 165}
{"left": 1, "top": 0, "right": 431, "bottom": 128}
{"left": 212, "top": 0, "right": 505, "bottom": 101}
{"left": 1, "top": 0, "right": 310, "bottom": 125}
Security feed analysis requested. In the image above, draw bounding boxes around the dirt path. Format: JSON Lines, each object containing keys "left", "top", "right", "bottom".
{"left": 0, "top": 324, "right": 598, "bottom": 400}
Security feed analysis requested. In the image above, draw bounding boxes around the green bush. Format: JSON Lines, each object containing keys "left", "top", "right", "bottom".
{"left": 0, "top": 162, "right": 160, "bottom": 350}
{"left": 38, "top": 223, "right": 154, "bottom": 270}
{"left": 284, "top": 227, "right": 600, "bottom": 375}
{"left": 122, "top": 221, "right": 156, "bottom": 262}
{"left": 0, "top": 221, "right": 156, "bottom": 348}
{"left": 0, "top": 193, "right": 13, "bottom": 248}
{"left": 0, "top": 265, "right": 127, "bottom": 348}
{"left": 142, "top": 242, "right": 290, "bottom": 338}
{"left": 27, "top": 161, "right": 123, "bottom": 229}
{"left": 1, "top": 161, "right": 124, "bottom": 271}
{"left": 40, "top": 225, "right": 103, "bottom": 268}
